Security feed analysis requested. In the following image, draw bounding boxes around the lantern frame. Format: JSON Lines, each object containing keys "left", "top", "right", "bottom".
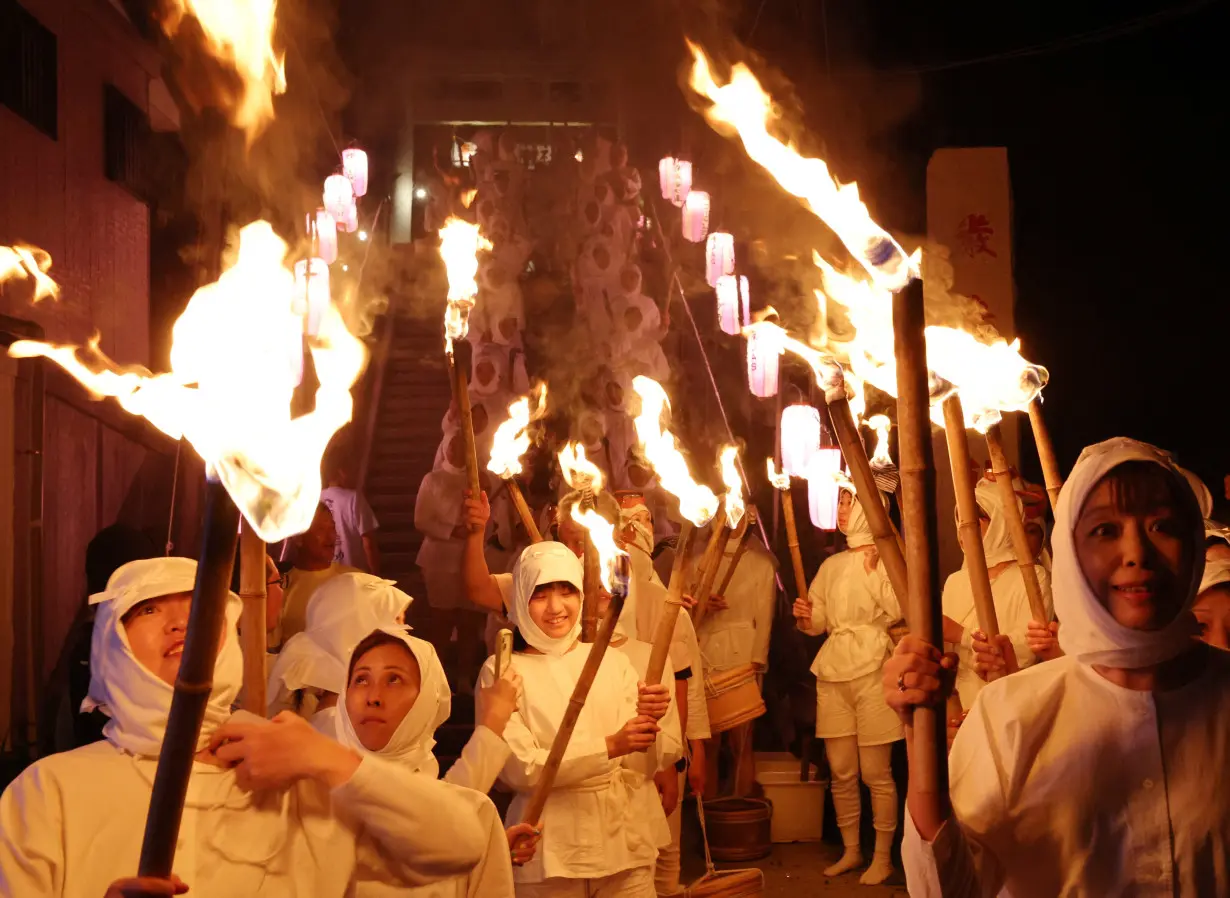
{"left": 681, "top": 190, "right": 710, "bottom": 243}
{"left": 705, "top": 231, "right": 735, "bottom": 288}
{"left": 780, "top": 404, "right": 822, "bottom": 478}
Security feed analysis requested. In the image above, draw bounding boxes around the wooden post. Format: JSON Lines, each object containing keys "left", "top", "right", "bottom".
{"left": 449, "top": 340, "right": 483, "bottom": 499}
{"left": 238, "top": 520, "right": 267, "bottom": 715}
{"left": 505, "top": 477, "right": 542, "bottom": 543}
{"left": 139, "top": 478, "right": 240, "bottom": 879}
{"left": 826, "top": 397, "right": 910, "bottom": 603}
{"left": 581, "top": 535, "right": 602, "bottom": 643}
{"left": 892, "top": 280, "right": 948, "bottom": 810}
{"left": 984, "top": 424, "right": 1049, "bottom": 623}
{"left": 941, "top": 396, "right": 1000, "bottom": 639}
{"left": 688, "top": 499, "right": 726, "bottom": 593}
{"left": 646, "top": 522, "right": 696, "bottom": 685}
{"left": 779, "top": 486, "right": 809, "bottom": 608}
{"left": 1028, "top": 399, "right": 1063, "bottom": 514}
{"left": 691, "top": 524, "right": 734, "bottom": 627}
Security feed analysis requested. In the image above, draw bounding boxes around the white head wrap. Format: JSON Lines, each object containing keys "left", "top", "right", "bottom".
{"left": 510, "top": 541, "right": 584, "bottom": 654}
{"left": 1177, "top": 466, "right": 1214, "bottom": 520}
{"left": 1199, "top": 559, "right": 1230, "bottom": 596}
{"left": 336, "top": 626, "right": 451, "bottom": 776}
{"left": 958, "top": 478, "right": 1020, "bottom": 568}
{"left": 268, "top": 573, "right": 411, "bottom": 697}
{"left": 1053, "top": 437, "right": 1204, "bottom": 668}
{"left": 85, "top": 557, "right": 242, "bottom": 757}
{"left": 840, "top": 484, "right": 886, "bottom": 550}
{"left": 1205, "top": 520, "right": 1230, "bottom": 549}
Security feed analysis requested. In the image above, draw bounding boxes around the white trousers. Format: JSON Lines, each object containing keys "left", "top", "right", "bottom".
{"left": 824, "top": 736, "right": 897, "bottom": 843}
{"left": 653, "top": 771, "right": 685, "bottom": 896}
{"left": 516, "top": 865, "right": 656, "bottom": 898}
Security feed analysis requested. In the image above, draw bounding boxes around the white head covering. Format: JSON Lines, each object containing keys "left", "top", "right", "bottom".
{"left": 1177, "top": 466, "right": 1214, "bottom": 520}
{"left": 840, "top": 484, "right": 885, "bottom": 550}
{"left": 268, "top": 573, "right": 412, "bottom": 697}
{"left": 336, "top": 626, "right": 451, "bottom": 776}
{"left": 510, "top": 541, "right": 584, "bottom": 654}
{"left": 958, "top": 478, "right": 1019, "bottom": 568}
{"left": 1053, "top": 437, "right": 1204, "bottom": 668}
{"left": 85, "top": 557, "right": 242, "bottom": 757}
{"left": 1199, "top": 559, "right": 1230, "bottom": 596}
{"left": 1205, "top": 520, "right": 1230, "bottom": 549}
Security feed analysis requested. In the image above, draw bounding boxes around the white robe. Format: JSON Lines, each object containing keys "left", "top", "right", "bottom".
{"left": 800, "top": 552, "right": 900, "bottom": 682}
{"left": 695, "top": 540, "right": 776, "bottom": 674}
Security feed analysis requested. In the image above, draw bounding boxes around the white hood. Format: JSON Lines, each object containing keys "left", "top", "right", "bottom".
{"left": 510, "top": 541, "right": 584, "bottom": 654}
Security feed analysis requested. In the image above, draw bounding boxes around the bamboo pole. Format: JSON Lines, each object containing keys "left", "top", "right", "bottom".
{"left": 449, "top": 340, "right": 483, "bottom": 499}
{"left": 581, "top": 536, "right": 602, "bottom": 643}
{"left": 688, "top": 499, "right": 726, "bottom": 593}
{"left": 1028, "top": 399, "right": 1063, "bottom": 514}
{"left": 521, "top": 577, "right": 628, "bottom": 826}
{"left": 779, "top": 486, "right": 809, "bottom": 609}
{"left": 984, "top": 423, "right": 1049, "bottom": 623}
{"left": 691, "top": 524, "right": 734, "bottom": 627}
{"left": 646, "top": 522, "right": 696, "bottom": 685}
{"left": 139, "top": 477, "right": 240, "bottom": 879}
{"left": 825, "top": 397, "right": 910, "bottom": 602}
{"left": 892, "top": 279, "right": 948, "bottom": 807}
{"left": 942, "top": 396, "right": 1000, "bottom": 639}
{"left": 237, "top": 520, "right": 267, "bottom": 715}
{"left": 505, "top": 477, "right": 542, "bottom": 543}
{"left": 715, "top": 509, "right": 755, "bottom": 598}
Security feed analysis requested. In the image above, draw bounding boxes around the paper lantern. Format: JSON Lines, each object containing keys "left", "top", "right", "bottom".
{"left": 681, "top": 190, "right": 710, "bottom": 243}
{"left": 716, "top": 275, "right": 749, "bottom": 336}
{"left": 307, "top": 209, "right": 338, "bottom": 264}
{"left": 807, "top": 448, "right": 845, "bottom": 529}
{"left": 340, "top": 200, "right": 358, "bottom": 234}
{"left": 746, "top": 323, "right": 782, "bottom": 398}
{"left": 293, "top": 258, "right": 330, "bottom": 337}
{"left": 342, "top": 148, "right": 368, "bottom": 198}
{"left": 780, "top": 404, "right": 822, "bottom": 478}
{"left": 658, "top": 156, "right": 693, "bottom": 207}
{"left": 658, "top": 157, "right": 675, "bottom": 199}
{"left": 323, "top": 174, "right": 354, "bottom": 221}
{"left": 705, "top": 231, "right": 735, "bottom": 287}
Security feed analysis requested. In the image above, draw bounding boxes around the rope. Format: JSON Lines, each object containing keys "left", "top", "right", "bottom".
{"left": 165, "top": 438, "right": 183, "bottom": 555}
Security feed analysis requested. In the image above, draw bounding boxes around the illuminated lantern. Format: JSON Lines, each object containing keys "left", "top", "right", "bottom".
{"left": 705, "top": 231, "right": 735, "bottom": 287}
{"left": 323, "top": 174, "right": 353, "bottom": 221}
{"left": 681, "top": 190, "right": 710, "bottom": 243}
{"left": 342, "top": 148, "right": 368, "bottom": 197}
{"left": 658, "top": 157, "right": 675, "bottom": 199}
{"left": 780, "top": 404, "right": 822, "bottom": 478}
{"left": 293, "top": 258, "right": 331, "bottom": 337}
{"left": 807, "top": 448, "right": 845, "bottom": 529}
{"left": 341, "top": 200, "right": 359, "bottom": 234}
{"left": 746, "top": 323, "right": 782, "bottom": 398}
{"left": 716, "top": 275, "right": 749, "bottom": 336}
{"left": 658, "top": 156, "right": 692, "bottom": 207}
{"left": 307, "top": 209, "right": 338, "bottom": 265}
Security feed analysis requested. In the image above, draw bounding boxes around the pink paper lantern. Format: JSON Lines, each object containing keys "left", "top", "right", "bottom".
{"left": 716, "top": 275, "right": 749, "bottom": 336}
{"left": 341, "top": 200, "right": 359, "bottom": 234}
{"left": 681, "top": 190, "right": 710, "bottom": 243}
{"left": 307, "top": 208, "right": 338, "bottom": 264}
{"left": 705, "top": 231, "right": 735, "bottom": 287}
{"left": 807, "top": 448, "right": 845, "bottom": 529}
{"left": 323, "top": 174, "right": 354, "bottom": 221}
{"left": 780, "top": 404, "right": 822, "bottom": 478}
{"left": 746, "top": 324, "right": 782, "bottom": 398}
{"left": 293, "top": 257, "right": 330, "bottom": 337}
{"left": 658, "top": 156, "right": 675, "bottom": 199}
{"left": 342, "top": 147, "right": 369, "bottom": 198}
{"left": 658, "top": 157, "right": 693, "bottom": 208}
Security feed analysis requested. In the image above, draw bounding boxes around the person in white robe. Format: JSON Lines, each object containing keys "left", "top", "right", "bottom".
{"left": 479, "top": 541, "right": 665, "bottom": 897}
{"left": 792, "top": 484, "right": 902, "bottom": 885}
{"left": 0, "top": 556, "right": 489, "bottom": 896}
{"left": 1195, "top": 558, "right": 1230, "bottom": 651}
{"left": 888, "top": 437, "right": 1230, "bottom": 897}
{"left": 275, "top": 502, "right": 358, "bottom": 647}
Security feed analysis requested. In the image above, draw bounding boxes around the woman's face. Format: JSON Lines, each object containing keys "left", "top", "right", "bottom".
{"left": 1194, "top": 586, "right": 1230, "bottom": 651}
{"left": 528, "top": 581, "right": 581, "bottom": 638}
{"left": 836, "top": 491, "right": 853, "bottom": 531}
{"left": 1074, "top": 476, "right": 1192, "bottom": 631}
{"left": 346, "top": 642, "right": 421, "bottom": 752}
{"left": 123, "top": 592, "right": 193, "bottom": 686}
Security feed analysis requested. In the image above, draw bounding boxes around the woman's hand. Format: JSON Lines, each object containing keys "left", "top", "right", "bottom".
{"left": 462, "top": 489, "right": 490, "bottom": 534}
{"left": 1027, "top": 620, "right": 1063, "bottom": 661}
{"left": 104, "top": 876, "right": 189, "bottom": 897}
{"left": 636, "top": 682, "right": 671, "bottom": 722}
{"left": 971, "top": 630, "right": 1019, "bottom": 681}
{"left": 606, "top": 716, "right": 659, "bottom": 758}
{"left": 478, "top": 669, "right": 522, "bottom": 737}
{"left": 211, "top": 711, "right": 360, "bottom": 791}
{"left": 882, "top": 635, "right": 959, "bottom": 726}
{"left": 706, "top": 594, "right": 730, "bottom": 612}
{"left": 654, "top": 768, "right": 680, "bottom": 816}
{"left": 506, "top": 822, "right": 542, "bottom": 867}
{"left": 679, "top": 593, "right": 698, "bottom": 612}
{"left": 792, "top": 597, "right": 811, "bottom": 627}
{"left": 946, "top": 710, "right": 970, "bottom": 752}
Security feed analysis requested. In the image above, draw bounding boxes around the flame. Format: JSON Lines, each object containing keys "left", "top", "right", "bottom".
{"left": 461, "top": 189, "right": 478, "bottom": 209}
{"left": 569, "top": 502, "right": 628, "bottom": 591}
{"left": 866, "top": 414, "right": 892, "bottom": 467}
{"left": 687, "top": 41, "right": 916, "bottom": 292}
{"left": 924, "top": 330, "right": 1048, "bottom": 433}
{"left": 559, "top": 442, "right": 605, "bottom": 494}
{"left": 766, "top": 458, "right": 791, "bottom": 491}
{"left": 630, "top": 376, "right": 719, "bottom": 525}
{"left": 7, "top": 222, "right": 366, "bottom": 542}
{"left": 438, "top": 217, "right": 491, "bottom": 353}
{"left": 719, "top": 445, "right": 746, "bottom": 529}
{"left": 160, "top": 0, "right": 287, "bottom": 139}
{"left": 488, "top": 383, "right": 548, "bottom": 479}
{"left": 0, "top": 244, "right": 59, "bottom": 303}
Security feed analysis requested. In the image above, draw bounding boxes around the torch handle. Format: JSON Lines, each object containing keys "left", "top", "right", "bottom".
{"left": 688, "top": 499, "right": 726, "bottom": 595}
{"left": 521, "top": 587, "right": 628, "bottom": 826}
{"left": 581, "top": 534, "right": 602, "bottom": 643}
{"left": 450, "top": 347, "right": 483, "bottom": 499}
{"left": 1028, "top": 399, "right": 1063, "bottom": 515}
{"left": 942, "top": 396, "right": 1000, "bottom": 640}
{"left": 238, "top": 520, "right": 268, "bottom": 714}
{"left": 692, "top": 525, "right": 734, "bottom": 628}
{"left": 984, "top": 424, "right": 1049, "bottom": 623}
{"left": 779, "top": 488, "right": 809, "bottom": 610}
{"left": 827, "top": 398, "right": 910, "bottom": 604}
{"left": 505, "top": 478, "right": 543, "bottom": 543}
{"left": 715, "top": 512, "right": 754, "bottom": 597}
{"left": 646, "top": 522, "right": 695, "bottom": 685}
{"left": 139, "top": 478, "right": 240, "bottom": 878}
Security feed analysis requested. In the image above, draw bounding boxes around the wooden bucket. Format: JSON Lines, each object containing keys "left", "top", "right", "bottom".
{"left": 703, "top": 797, "right": 772, "bottom": 862}
{"left": 705, "top": 664, "right": 766, "bottom": 734}
{"left": 686, "top": 869, "right": 764, "bottom": 897}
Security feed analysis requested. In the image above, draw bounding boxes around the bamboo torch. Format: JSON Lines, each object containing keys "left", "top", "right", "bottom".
{"left": 646, "top": 523, "right": 696, "bottom": 684}
{"left": 488, "top": 387, "right": 548, "bottom": 544}
{"left": 449, "top": 343, "right": 483, "bottom": 499}
{"left": 693, "top": 447, "right": 745, "bottom": 627}
{"left": 559, "top": 444, "right": 609, "bottom": 643}
{"left": 768, "top": 461, "right": 810, "bottom": 611}
{"left": 237, "top": 520, "right": 267, "bottom": 714}
{"left": 984, "top": 423, "right": 1049, "bottom": 623}
{"left": 714, "top": 507, "right": 756, "bottom": 598}
{"left": 1028, "top": 398, "right": 1063, "bottom": 514}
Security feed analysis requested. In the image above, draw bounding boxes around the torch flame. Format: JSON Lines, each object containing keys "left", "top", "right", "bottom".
{"left": 719, "top": 445, "right": 746, "bottom": 529}
{"left": 766, "top": 458, "right": 791, "bottom": 491}
{"left": 630, "top": 376, "right": 719, "bottom": 526}
{"left": 866, "top": 414, "right": 892, "bottom": 468}
{"left": 1, "top": 244, "right": 59, "bottom": 303}
{"left": 7, "top": 222, "right": 366, "bottom": 542}
{"left": 160, "top": 0, "right": 287, "bottom": 139}
{"left": 488, "top": 384, "right": 547, "bottom": 479}
{"left": 559, "top": 442, "right": 605, "bottom": 494}
{"left": 438, "top": 217, "right": 492, "bottom": 354}
{"left": 569, "top": 502, "right": 628, "bottom": 592}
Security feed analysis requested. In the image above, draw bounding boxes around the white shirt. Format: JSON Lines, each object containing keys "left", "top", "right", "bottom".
{"left": 321, "top": 487, "right": 380, "bottom": 571}
{"left": 414, "top": 469, "right": 467, "bottom": 572}
{"left": 801, "top": 551, "right": 901, "bottom": 682}
{"left": 903, "top": 650, "right": 1230, "bottom": 897}
{"left": 0, "top": 740, "right": 488, "bottom": 897}
{"left": 696, "top": 540, "right": 777, "bottom": 673}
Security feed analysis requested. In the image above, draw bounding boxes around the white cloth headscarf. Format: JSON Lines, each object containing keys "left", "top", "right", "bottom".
{"left": 1200, "top": 558, "right": 1230, "bottom": 596}
{"left": 268, "top": 573, "right": 411, "bottom": 697}
{"left": 510, "top": 541, "right": 584, "bottom": 654}
{"left": 336, "top": 626, "right": 451, "bottom": 776}
{"left": 84, "top": 557, "right": 242, "bottom": 757}
{"left": 841, "top": 484, "right": 887, "bottom": 550}
{"left": 1178, "top": 465, "right": 1214, "bottom": 520}
{"left": 1053, "top": 437, "right": 1204, "bottom": 668}
{"left": 960, "top": 477, "right": 1020, "bottom": 568}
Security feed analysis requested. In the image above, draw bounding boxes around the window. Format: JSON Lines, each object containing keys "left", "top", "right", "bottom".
{"left": 104, "top": 84, "right": 153, "bottom": 203}
{"left": 0, "top": 0, "right": 58, "bottom": 139}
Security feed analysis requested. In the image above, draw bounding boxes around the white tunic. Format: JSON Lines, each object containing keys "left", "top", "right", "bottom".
{"left": 695, "top": 540, "right": 776, "bottom": 673}
{"left": 800, "top": 552, "right": 900, "bottom": 682}
{"left": 414, "top": 469, "right": 467, "bottom": 574}
{"left": 0, "top": 741, "right": 488, "bottom": 897}
{"left": 480, "top": 646, "right": 660, "bottom": 884}
{"left": 903, "top": 650, "right": 1230, "bottom": 897}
